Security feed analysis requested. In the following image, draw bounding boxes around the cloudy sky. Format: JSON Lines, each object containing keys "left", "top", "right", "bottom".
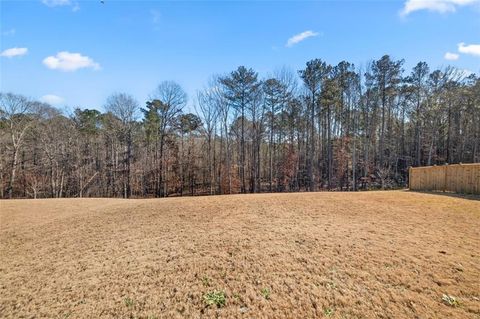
{"left": 1, "top": 0, "right": 479, "bottom": 111}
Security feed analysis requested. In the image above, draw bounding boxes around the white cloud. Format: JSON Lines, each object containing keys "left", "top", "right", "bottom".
{"left": 42, "top": 0, "right": 71, "bottom": 7}
{"left": 43, "top": 51, "right": 101, "bottom": 72}
{"left": 400, "top": 0, "right": 479, "bottom": 16}
{"left": 2, "top": 28, "right": 16, "bottom": 36}
{"left": 40, "top": 94, "right": 65, "bottom": 106}
{"left": 286, "top": 30, "right": 319, "bottom": 47}
{"left": 1, "top": 47, "right": 28, "bottom": 58}
{"left": 458, "top": 42, "right": 480, "bottom": 56}
{"left": 42, "top": 0, "right": 80, "bottom": 12}
{"left": 444, "top": 52, "right": 459, "bottom": 60}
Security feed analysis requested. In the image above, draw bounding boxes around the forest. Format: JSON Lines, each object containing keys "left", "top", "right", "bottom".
{"left": 1, "top": 55, "right": 479, "bottom": 198}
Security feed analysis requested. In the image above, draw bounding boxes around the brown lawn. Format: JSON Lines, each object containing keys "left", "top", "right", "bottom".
{"left": 0, "top": 191, "right": 479, "bottom": 318}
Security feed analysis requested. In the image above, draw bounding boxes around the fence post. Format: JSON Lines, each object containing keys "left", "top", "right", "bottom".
{"left": 408, "top": 166, "right": 412, "bottom": 190}
{"left": 443, "top": 164, "right": 448, "bottom": 192}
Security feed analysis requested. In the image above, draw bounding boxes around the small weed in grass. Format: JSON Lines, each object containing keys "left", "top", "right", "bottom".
{"left": 203, "top": 290, "right": 226, "bottom": 308}
{"left": 261, "top": 288, "right": 270, "bottom": 300}
{"left": 202, "top": 276, "right": 211, "bottom": 287}
{"left": 324, "top": 307, "right": 334, "bottom": 316}
{"left": 442, "top": 294, "right": 459, "bottom": 307}
{"left": 124, "top": 297, "right": 135, "bottom": 308}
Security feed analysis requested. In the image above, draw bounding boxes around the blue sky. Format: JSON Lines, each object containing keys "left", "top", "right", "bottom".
{"left": 1, "top": 0, "right": 479, "bottom": 112}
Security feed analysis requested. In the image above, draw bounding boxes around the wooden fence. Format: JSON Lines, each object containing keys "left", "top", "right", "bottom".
{"left": 409, "top": 163, "right": 480, "bottom": 194}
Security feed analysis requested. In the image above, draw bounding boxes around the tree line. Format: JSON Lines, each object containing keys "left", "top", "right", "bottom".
{"left": 1, "top": 55, "right": 479, "bottom": 198}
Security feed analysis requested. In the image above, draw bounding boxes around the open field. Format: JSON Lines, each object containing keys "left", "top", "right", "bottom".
{"left": 0, "top": 191, "right": 479, "bottom": 318}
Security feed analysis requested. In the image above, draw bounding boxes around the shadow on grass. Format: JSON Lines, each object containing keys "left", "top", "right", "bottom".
{"left": 408, "top": 190, "right": 480, "bottom": 201}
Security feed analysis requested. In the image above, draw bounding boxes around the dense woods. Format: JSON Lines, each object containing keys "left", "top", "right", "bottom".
{"left": 1, "top": 55, "right": 479, "bottom": 198}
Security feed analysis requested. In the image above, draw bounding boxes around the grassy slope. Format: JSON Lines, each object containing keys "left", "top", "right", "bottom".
{"left": 0, "top": 191, "right": 479, "bottom": 318}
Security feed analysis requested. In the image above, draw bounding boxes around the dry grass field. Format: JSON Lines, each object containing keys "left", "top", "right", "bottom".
{"left": 0, "top": 191, "right": 479, "bottom": 318}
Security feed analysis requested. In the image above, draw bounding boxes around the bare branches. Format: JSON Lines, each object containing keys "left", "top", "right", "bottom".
{"left": 152, "top": 81, "right": 187, "bottom": 112}
{"left": 105, "top": 93, "right": 139, "bottom": 125}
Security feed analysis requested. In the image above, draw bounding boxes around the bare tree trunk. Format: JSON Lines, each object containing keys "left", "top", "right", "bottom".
{"left": 7, "top": 147, "right": 19, "bottom": 199}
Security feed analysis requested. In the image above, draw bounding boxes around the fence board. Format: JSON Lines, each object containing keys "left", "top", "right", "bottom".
{"left": 409, "top": 163, "right": 480, "bottom": 195}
